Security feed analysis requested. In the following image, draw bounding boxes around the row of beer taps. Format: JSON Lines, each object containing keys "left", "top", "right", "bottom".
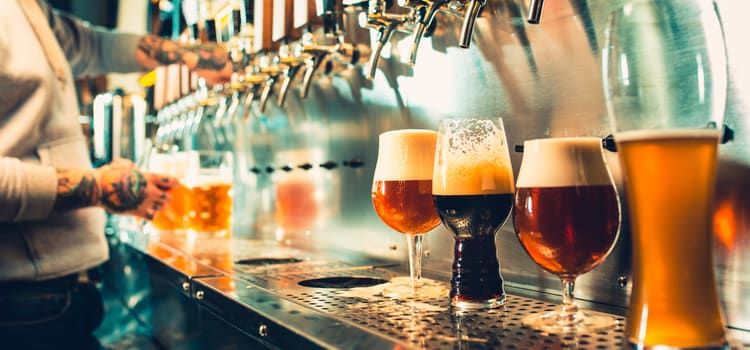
{"left": 152, "top": 0, "right": 547, "bottom": 151}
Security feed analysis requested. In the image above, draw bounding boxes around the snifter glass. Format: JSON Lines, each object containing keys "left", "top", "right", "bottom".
{"left": 371, "top": 129, "right": 442, "bottom": 297}
{"left": 432, "top": 118, "right": 515, "bottom": 309}
{"left": 513, "top": 137, "right": 621, "bottom": 333}
{"left": 602, "top": 0, "right": 729, "bottom": 347}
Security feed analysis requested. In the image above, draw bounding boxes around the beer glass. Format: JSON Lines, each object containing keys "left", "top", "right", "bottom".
{"left": 432, "top": 118, "right": 515, "bottom": 309}
{"left": 372, "top": 129, "right": 442, "bottom": 297}
{"left": 146, "top": 151, "right": 191, "bottom": 234}
{"left": 185, "top": 150, "right": 234, "bottom": 237}
{"left": 603, "top": 0, "right": 729, "bottom": 347}
{"left": 513, "top": 137, "right": 621, "bottom": 333}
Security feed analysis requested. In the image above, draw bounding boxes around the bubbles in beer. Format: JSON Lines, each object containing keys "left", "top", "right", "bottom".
{"left": 433, "top": 119, "right": 514, "bottom": 195}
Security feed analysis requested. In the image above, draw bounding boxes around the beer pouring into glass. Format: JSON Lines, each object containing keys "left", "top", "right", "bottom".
{"left": 603, "top": 0, "right": 729, "bottom": 347}
{"left": 372, "top": 129, "right": 443, "bottom": 298}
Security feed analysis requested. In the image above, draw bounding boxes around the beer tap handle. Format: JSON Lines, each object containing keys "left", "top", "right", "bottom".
{"left": 458, "top": 0, "right": 484, "bottom": 48}
{"left": 526, "top": 0, "right": 544, "bottom": 24}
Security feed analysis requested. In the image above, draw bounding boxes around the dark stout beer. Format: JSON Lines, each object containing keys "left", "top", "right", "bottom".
{"left": 433, "top": 193, "right": 513, "bottom": 304}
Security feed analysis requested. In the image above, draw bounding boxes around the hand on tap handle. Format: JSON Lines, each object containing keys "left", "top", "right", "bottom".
{"left": 136, "top": 35, "right": 233, "bottom": 86}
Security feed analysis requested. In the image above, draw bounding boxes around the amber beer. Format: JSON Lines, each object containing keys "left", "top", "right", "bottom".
{"left": 148, "top": 152, "right": 190, "bottom": 232}
{"left": 513, "top": 185, "right": 619, "bottom": 278}
{"left": 187, "top": 178, "right": 233, "bottom": 236}
{"left": 372, "top": 179, "right": 440, "bottom": 234}
{"left": 432, "top": 118, "right": 515, "bottom": 309}
{"left": 618, "top": 130, "right": 727, "bottom": 348}
{"left": 371, "top": 129, "right": 440, "bottom": 295}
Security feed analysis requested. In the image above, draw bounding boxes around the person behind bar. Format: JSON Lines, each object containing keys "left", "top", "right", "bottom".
{"left": 0, "top": 0, "right": 232, "bottom": 348}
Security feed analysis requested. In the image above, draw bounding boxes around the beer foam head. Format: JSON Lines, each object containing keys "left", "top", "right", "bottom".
{"left": 372, "top": 129, "right": 438, "bottom": 181}
{"left": 432, "top": 119, "right": 515, "bottom": 195}
{"left": 516, "top": 137, "right": 614, "bottom": 187}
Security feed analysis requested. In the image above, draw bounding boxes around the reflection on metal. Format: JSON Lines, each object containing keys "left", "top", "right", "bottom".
{"left": 142, "top": 0, "right": 750, "bottom": 338}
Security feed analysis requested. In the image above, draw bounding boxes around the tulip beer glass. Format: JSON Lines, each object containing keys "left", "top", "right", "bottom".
{"left": 185, "top": 150, "right": 234, "bottom": 237}
{"left": 432, "top": 118, "right": 515, "bottom": 309}
{"left": 372, "top": 129, "right": 442, "bottom": 297}
{"left": 603, "top": 0, "right": 729, "bottom": 347}
{"left": 513, "top": 137, "right": 621, "bottom": 333}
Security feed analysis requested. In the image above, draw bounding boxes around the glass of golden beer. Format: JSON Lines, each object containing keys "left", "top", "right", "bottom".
{"left": 513, "top": 137, "right": 621, "bottom": 333}
{"left": 432, "top": 118, "right": 515, "bottom": 309}
{"left": 603, "top": 0, "right": 729, "bottom": 347}
{"left": 185, "top": 150, "right": 234, "bottom": 238}
{"left": 146, "top": 151, "right": 191, "bottom": 234}
{"left": 372, "top": 129, "right": 442, "bottom": 298}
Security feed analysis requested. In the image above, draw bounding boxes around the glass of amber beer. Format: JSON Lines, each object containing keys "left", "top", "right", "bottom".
{"left": 185, "top": 150, "right": 234, "bottom": 237}
{"left": 372, "top": 129, "right": 442, "bottom": 298}
{"left": 146, "top": 151, "right": 191, "bottom": 234}
{"left": 432, "top": 118, "right": 515, "bottom": 309}
{"left": 603, "top": 0, "right": 729, "bottom": 347}
{"left": 513, "top": 137, "right": 621, "bottom": 332}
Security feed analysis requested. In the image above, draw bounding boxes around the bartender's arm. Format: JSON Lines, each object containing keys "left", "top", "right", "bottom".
{"left": 54, "top": 159, "right": 180, "bottom": 220}
{"left": 135, "top": 35, "right": 232, "bottom": 86}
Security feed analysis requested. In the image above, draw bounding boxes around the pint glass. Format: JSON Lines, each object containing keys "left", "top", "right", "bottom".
{"left": 185, "top": 150, "right": 234, "bottom": 237}
{"left": 603, "top": 0, "right": 728, "bottom": 347}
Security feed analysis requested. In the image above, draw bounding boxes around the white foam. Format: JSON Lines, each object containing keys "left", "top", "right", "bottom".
{"left": 515, "top": 137, "right": 615, "bottom": 188}
{"left": 615, "top": 128, "right": 720, "bottom": 143}
{"left": 432, "top": 120, "right": 515, "bottom": 195}
{"left": 372, "top": 129, "right": 438, "bottom": 181}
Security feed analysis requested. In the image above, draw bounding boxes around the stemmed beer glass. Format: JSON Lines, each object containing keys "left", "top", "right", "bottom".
{"left": 602, "top": 0, "right": 729, "bottom": 347}
{"left": 432, "top": 118, "right": 515, "bottom": 309}
{"left": 372, "top": 129, "right": 442, "bottom": 297}
{"left": 513, "top": 137, "right": 621, "bottom": 333}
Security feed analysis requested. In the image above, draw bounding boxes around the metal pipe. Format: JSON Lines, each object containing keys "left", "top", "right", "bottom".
{"left": 527, "top": 0, "right": 544, "bottom": 24}
{"left": 458, "top": 0, "right": 484, "bottom": 48}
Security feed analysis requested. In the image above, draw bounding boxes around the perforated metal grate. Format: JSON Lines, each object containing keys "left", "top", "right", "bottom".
{"left": 285, "top": 284, "right": 628, "bottom": 350}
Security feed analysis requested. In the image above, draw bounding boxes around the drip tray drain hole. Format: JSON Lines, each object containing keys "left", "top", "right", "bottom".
{"left": 235, "top": 257, "right": 304, "bottom": 265}
{"left": 298, "top": 277, "right": 388, "bottom": 289}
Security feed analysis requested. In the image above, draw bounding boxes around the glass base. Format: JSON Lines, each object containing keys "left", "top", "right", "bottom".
{"left": 522, "top": 308, "right": 618, "bottom": 334}
{"left": 451, "top": 295, "right": 505, "bottom": 310}
{"left": 381, "top": 276, "right": 448, "bottom": 299}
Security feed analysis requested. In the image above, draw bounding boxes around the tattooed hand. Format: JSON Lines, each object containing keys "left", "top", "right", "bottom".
{"left": 136, "top": 35, "right": 232, "bottom": 86}
{"left": 54, "top": 160, "right": 180, "bottom": 220}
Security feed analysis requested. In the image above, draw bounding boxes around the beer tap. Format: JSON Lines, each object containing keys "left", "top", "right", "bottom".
{"left": 399, "top": 0, "right": 449, "bottom": 65}
{"left": 456, "top": 0, "right": 485, "bottom": 48}
{"left": 277, "top": 43, "right": 311, "bottom": 107}
{"left": 257, "top": 55, "right": 286, "bottom": 113}
{"left": 526, "top": 0, "right": 544, "bottom": 24}
{"left": 361, "top": 0, "right": 413, "bottom": 80}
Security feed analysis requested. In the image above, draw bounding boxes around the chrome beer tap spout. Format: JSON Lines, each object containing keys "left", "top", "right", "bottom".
{"left": 399, "top": 0, "right": 449, "bottom": 65}
{"left": 277, "top": 44, "right": 312, "bottom": 107}
{"left": 361, "top": 0, "right": 413, "bottom": 80}
{"left": 457, "top": 0, "right": 485, "bottom": 48}
{"left": 257, "top": 56, "right": 286, "bottom": 113}
{"left": 526, "top": 0, "right": 544, "bottom": 24}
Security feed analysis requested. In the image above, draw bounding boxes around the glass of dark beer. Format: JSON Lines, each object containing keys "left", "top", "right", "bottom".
{"left": 603, "top": 0, "right": 729, "bottom": 347}
{"left": 372, "top": 129, "right": 442, "bottom": 297}
{"left": 432, "top": 118, "right": 515, "bottom": 309}
{"left": 513, "top": 137, "right": 621, "bottom": 333}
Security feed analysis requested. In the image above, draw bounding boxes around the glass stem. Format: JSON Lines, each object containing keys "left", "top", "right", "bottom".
{"left": 406, "top": 233, "right": 424, "bottom": 291}
{"left": 559, "top": 278, "right": 579, "bottom": 322}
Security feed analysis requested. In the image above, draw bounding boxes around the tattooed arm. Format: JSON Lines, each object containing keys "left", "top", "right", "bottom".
{"left": 54, "top": 160, "right": 180, "bottom": 219}
{"left": 135, "top": 35, "right": 232, "bottom": 86}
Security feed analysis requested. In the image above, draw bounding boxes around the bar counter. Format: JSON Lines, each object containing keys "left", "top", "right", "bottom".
{"left": 100, "top": 218, "right": 750, "bottom": 350}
